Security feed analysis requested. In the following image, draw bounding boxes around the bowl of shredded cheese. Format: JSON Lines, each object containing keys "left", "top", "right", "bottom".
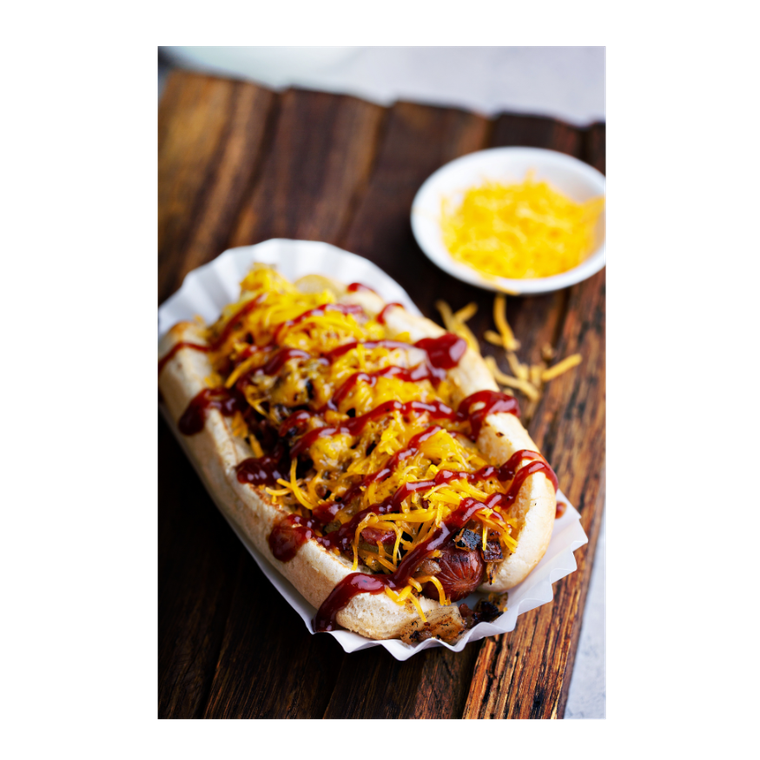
{"left": 411, "top": 147, "right": 605, "bottom": 295}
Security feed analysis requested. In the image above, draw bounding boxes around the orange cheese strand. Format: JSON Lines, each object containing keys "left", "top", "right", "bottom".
{"left": 207, "top": 264, "right": 526, "bottom": 594}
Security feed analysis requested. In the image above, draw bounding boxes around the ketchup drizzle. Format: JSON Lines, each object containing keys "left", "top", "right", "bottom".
{"left": 158, "top": 342, "right": 209, "bottom": 375}
{"left": 323, "top": 333, "right": 465, "bottom": 369}
{"left": 346, "top": 282, "right": 377, "bottom": 294}
{"left": 315, "top": 499, "right": 491, "bottom": 632}
{"left": 459, "top": 390, "right": 520, "bottom": 439}
{"left": 269, "top": 514, "right": 320, "bottom": 562}
{"left": 324, "top": 339, "right": 414, "bottom": 362}
{"left": 287, "top": 400, "right": 463, "bottom": 458}
{"left": 310, "top": 425, "right": 443, "bottom": 523}
{"left": 168, "top": 331, "right": 466, "bottom": 424}
{"left": 164, "top": 292, "right": 562, "bottom": 637}
{"left": 235, "top": 454, "right": 286, "bottom": 487}
{"left": 328, "top": 363, "right": 446, "bottom": 410}
{"left": 415, "top": 333, "right": 467, "bottom": 369}
{"left": 312, "top": 451, "right": 557, "bottom": 631}
{"left": 377, "top": 302, "right": 403, "bottom": 324}
{"left": 209, "top": 294, "right": 266, "bottom": 350}
{"left": 256, "top": 348, "right": 313, "bottom": 376}
{"left": 272, "top": 303, "right": 365, "bottom": 343}
{"left": 177, "top": 387, "right": 246, "bottom": 436}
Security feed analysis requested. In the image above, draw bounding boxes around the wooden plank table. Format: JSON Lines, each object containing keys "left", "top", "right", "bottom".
{"left": 158, "top": 69, "right": 606, "bottom": 719}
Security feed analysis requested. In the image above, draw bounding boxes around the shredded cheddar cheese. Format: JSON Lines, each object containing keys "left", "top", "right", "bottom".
{"left": 198, "top": 264, "right": 536, "bottom": 615}
{"left": 435, "top": 299, "right": 479, "bottom": 352}
{"left": 440, "top": 173, "right": 604, "bottom": 280}
{"left": 493, "top": 295, "right": 519, "bottom": 351}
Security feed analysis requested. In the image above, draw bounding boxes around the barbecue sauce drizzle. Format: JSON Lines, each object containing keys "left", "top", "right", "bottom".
{"left": 312, "top": 450, "right": 557, "bottom": 631}
{"left": 168, "top": 319, "right": 470, "bottom": 446}
{"left": 163, "top": 292, "right": 560, "bottom": 632}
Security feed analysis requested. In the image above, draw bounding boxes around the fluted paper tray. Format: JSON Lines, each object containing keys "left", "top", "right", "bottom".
{"left": 158, "top": 239, "right": 588, "bottom": 661}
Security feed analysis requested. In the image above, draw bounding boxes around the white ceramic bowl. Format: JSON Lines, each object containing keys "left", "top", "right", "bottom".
{"left": 410, "top": 147, "right": 606, "bottom": 295}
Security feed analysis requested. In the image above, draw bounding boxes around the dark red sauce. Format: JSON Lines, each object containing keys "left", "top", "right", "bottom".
{"left": 167, "top": 296, "right": 561, "bottom": 635}
{"left": 272, "top": 303, "right": 365, "bottom": 343}
{"left": 158, "top": 341, "right": 209, "bottom": 375}
{"left": 320, "top": 501, "right": 397, "bottom": 553}
{"left": 177, "top": 387, "right": 245, "bottom": 435}
{"left": 311, "top": 425, "right": 443, "bottom": 523}
{"left": 269, "top": 514, "right": 320, "bottom": 562}
{"left": 377, "top": 302, "right": 403, "bottom": 324}
{"left": 275, "top": 387, "right": 520, "bottom": 463}
{"left": 288, "top": 399, "right": 462, "bottom": 457}
{"left": 209, "top": 294, "right": 266, "bottom": 350}
{"left": 324, "top": 334, "right": 465, "bottom": 371}
{"left": 347, "top": 282, "right": 377, "bottom": 294}
{"left": 555, "top": 501, "right": 567, "bottom": 519}
{"left": 317, "top": 450, "right": 556, "bottom": 544}
{"left": 235, "top": 454, "right": 286, "bottom": 487}
{"left": 173, "top": 315, "right": 469, "bottom": 445}
{"left": 178, "top": 298, "right": 363, "bottom": 367}
{"left": 324, "top": 339, "right": 414, "bottom": 362}
{"left": 256, "top": 348, "right": 312, "bottom": 376}
{"left": 314, "top": 499, "right": 492, "bottom": 632}
{"left": 314, "top": 574, "right": 388, "bottom": 630}
{"left": 277, "top": 409, "right": 314, "bottom": 439}
{"left": 312, "top": 452, "right": 557, "bottom": 631}
{"left": 329, "top": 363, "right": 446, "bottom": 410}
{"left": 361, "top": 526, "right": 396, "bottom": 545}
{"left": 459, "top": 390, "right": 520, "bottom": 439}
{"left": 415, "top": 333, "right": 467, "bottom": 369}
{"left": 496, "top": 449, "right": 558, "bottom": 493}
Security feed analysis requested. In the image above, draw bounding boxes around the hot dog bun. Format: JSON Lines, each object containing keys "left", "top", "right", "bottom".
{"left": 297, "top": 275, "right": 556, "bottom": 593}
{"left": 159, "top": 267, "right": 556, "bottom": 642}
{"left": 159, "top": 321, "right": 441, "bottom": 641}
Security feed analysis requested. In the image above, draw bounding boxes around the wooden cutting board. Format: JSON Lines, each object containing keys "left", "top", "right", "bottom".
{"left": 158, "top": 69, "right": 605, "bottom": 719}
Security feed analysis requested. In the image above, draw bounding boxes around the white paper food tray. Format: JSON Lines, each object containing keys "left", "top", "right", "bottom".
{"left": 158, "top": 239, "right": 588, "bottom": 661}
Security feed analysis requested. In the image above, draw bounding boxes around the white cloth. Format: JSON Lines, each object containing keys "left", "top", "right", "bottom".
{"left": 160, "top": 46, "right": 605, "bottom": 125}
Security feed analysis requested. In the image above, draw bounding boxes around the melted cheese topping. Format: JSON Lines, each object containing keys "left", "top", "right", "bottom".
{"left": 204, "top": 264, "right": 522, "bottom": 608}
{"left": 440, "top": 173, "right": 604, "bottom": 280}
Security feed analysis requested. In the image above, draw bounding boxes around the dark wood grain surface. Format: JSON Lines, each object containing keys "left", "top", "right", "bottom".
{"left": 158, "top": 69, "right": 605, "bottom": 719}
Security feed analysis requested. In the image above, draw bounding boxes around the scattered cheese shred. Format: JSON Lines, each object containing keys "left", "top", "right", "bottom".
{"left": 493, "top": 295, "right": 519, "bottom": 351}
{"left": 453, "top": 302, "right": 478, "bottom": 323}
{"left": 484, "top": 330, "right": 507, "bottom": 347}
{"left": 484, "top": 356, "right": 539, "bottom": 400}
{"left": 434, "top": 291, "right": 584, "bottom": 422}
{"left": 435, "top": 300, "right": 479, "bottom": 352}
{"left": 541, "top": 353, "right": 582, "bottom": 381}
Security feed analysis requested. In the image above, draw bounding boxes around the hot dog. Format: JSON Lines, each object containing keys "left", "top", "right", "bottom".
{"left": 158, "top": 264, "right": 557, "bottom": 643}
